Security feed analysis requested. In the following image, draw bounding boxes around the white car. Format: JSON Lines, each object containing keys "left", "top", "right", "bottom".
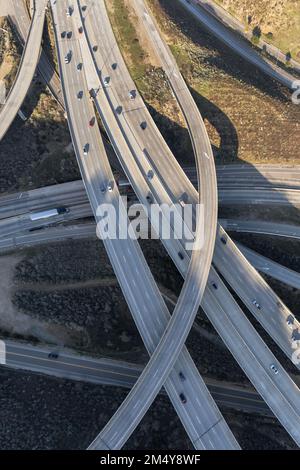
{"left": 107, "top": 181, "right": 114, "bottom": 192}
{"left": 83, "top": 144, "right": 89, "bottom": 156}
{"left": 252, "top": 299, "right": 261, "bottom": 310}
{"left": 270, "top": 364, "right": 279, "bottom": 375}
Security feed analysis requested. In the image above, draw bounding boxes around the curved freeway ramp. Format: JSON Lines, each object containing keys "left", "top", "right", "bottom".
{"left": 0, "top": 0, "right": 48, "bottom": 141}
{"left": 177, "top": 0, "right": 297, "bottom": 90}
{"left": 72, "top": 0, "right": 237, "bottom": 450}
{"left": 8, "top": 0, "right": 64, "bottom": 109}
{"left": 131, "top": 0, "right": 300, "bottom": 370}
{"left": 105, "top": 0, "right": 300, "bottom": 445}
{"left": 52, "top": 0, "right": 238, "bottom": 450}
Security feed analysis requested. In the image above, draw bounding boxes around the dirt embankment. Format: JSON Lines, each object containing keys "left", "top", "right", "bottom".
{"left": 0, "top": 17, "right": 21, "bottom": 100}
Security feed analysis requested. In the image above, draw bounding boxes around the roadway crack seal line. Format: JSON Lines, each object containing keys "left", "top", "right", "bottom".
{"left": 133, "top": 0, "right": 300, "bottom": 371}
{"left": 192, "top": 417, "right": 223, "bottom": 446}
{"left": 96, "top": 0, "right": 300, "bottom": 444}
{"left": 53, "top": 0, "right": 233, "bottom": 451}
{"left": 84, "top": 0, "right": 230, "bottom": 451}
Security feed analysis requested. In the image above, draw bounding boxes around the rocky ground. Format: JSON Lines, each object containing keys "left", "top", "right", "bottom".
{"left": 0, "top": 366, "right": 296, "bottom": 450}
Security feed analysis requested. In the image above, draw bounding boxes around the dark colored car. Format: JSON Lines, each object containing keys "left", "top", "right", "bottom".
{"left": 78, "top": 26, "right": 83, "bottom": 34}
{"left": 140, "top": 121, "right": 147, "bottom": 130}
{"left": 61, "top": 31, "right": 66, "bottom": 38}
{"left": 67, "top": 31, "right": 72, "bottom": 39}
{"left": 179, "top": 372, "right": 185, "bottom": 381}
{"left": 146, "top": 194, "right": 153, "bottom": 204}
{"left": 178, "top": 252, "right": 184, "bottom": 260}
{"left": 220, "top": 236, "right": 227, "bottom": 245}
{"left": 93, "top": 45, "right": 98, "bottom": 52}
{"left": 179, "top": 393, "right": 187, "bottom": 404}
{"left": 48, "top": 352, "right": 59, "bottom": 359}
{"left": 212, "top": 282, "right": 218, "bottom": 290}
{"left": 89, "top": 117, "right": 96, "bottom": 127}
{"left": 112, "top": 63, "right": 117, "bottom": 70}
{"left": 57, "top": 207, "right": 69, "bottom": 215}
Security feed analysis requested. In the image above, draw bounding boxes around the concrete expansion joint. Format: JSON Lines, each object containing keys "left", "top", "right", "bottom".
{"left": 122, "top": 105, "right": 147, "bottom": 115}
{"left": 192, "top": 417, "right": 223, "bottom": 446}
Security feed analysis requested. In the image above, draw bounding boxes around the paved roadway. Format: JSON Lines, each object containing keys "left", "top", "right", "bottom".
{"left": 2, "top": 340, "right": 271, "bottom": 416}
{"left": 73, "top": 0, "right": 239, "bottom": 451}
{"left": 0, "top": 0, "right": 48, "bottom": 141}
{"left": 2, "top": 219, "right": 300, "bottom": 291}
{"left": 178, "top": 0, "right": 297, "bottom": 89}
{"left": 221, "top": 219, "right": 300, "bottom": 240}
{"left": 0, "top": 0, "right": 12, "bottom": 15}
{"left": 77, "top": 0, "right": 300, "bottom": 448}
{"left": 238, "top": 243, "right": 300, "bottom": 290}
{"left": 132, "top": 0, "right": 300, "bottom": 369}
{"left": 52, "top": 0, "right": 238, "bottom": 450}
{"left": 0, "top": 203, "right": 91, "bottom": 238}
{"left": 101, "top": 0, "right": 300, "bottom": 445}
{"left": 9, "top": 0, "right": 64, "bottom": 108}
{"left": 2, "top": 165, "right": 300, "bottom": 220}
{"left": 194, "top": 0, "right": 300, "bottom": 73}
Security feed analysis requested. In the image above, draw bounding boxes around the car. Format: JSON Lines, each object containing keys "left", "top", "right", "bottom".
{"left": 61, "top": 31, "right": 66, "bottom": 38}
{"left": 179, "top": 393, "right": 187, "bottom": 404}
{"left": 178, "top": 194, "right": 188, "bottom": 207}
{"left": 220, "top": 236, "right": 227, "bottom": 245}
{"left": 82, "top": 5, "right": 87, "bottom": 11}
{"left": 116, "top": 105, "right": 123, "bottom": 115}
{"left": 140, "top": 121, "right": 147, "bottom": 130}
{"left": 179, "top": 372, "right": 186, "bottom": 382}
{"left": 77, "top": 90, "right": 83, "bottom": 100}
{"left": 89, "top": 88, "right": 96, "bottom": 99}
{"left": 146, "top": 194, "right": 153, "bottom": 204}
{"left": 103, "top": 76, "right": 110, "bottom": 86}
{"left": 77, "top": 62, "right": 83, "bottom": 71}
{"left": 147, "top": 169, "right": 154, "bottom": 180}
{"left": 89, "top": 117, "right": 95, "bottom": 127}
{"left": 270, "top": 364, "right": 279, "bottom": 375}
{"left": 66, "top": 6, "right": 73, "bottom": 16}
{"left": 64, "top": 53, "right": 71, "bottom": 64}
{"left": 93, "top": 45, "right": 98, "bottom": 52}
{"left": 252, "top": 299, "right": 261, "bottom": 310}
{"left": 67, "top": 31, "right": 72, "bottom": 39}
{"left": 29, "top": 226, "right": 44, "bottom": 232}
{"left": 100, "top": 185, "right": 106, "bottom": 194}
{"left": 83, "top": 144, "right": 89, "bottom": 155}
{"left": 178, "top": 252, "right": 184, "bottom": 260}
{"left": 107, "top": 181, "right": 114, "bottom": 192}
{"left": 129, "top": 90, "right": 136, "bottom": 100}
{"left": 48, "top": 352, "right": 59, "bottom": 359}
{"left": 78, "top": 26, "right": 83, "bottom": 34}
{"left": 287, "top": 317, "right": 295, "bottom": 329}
{"left": 212, "top": 282, "right": 218, "bottom": 290}
{"left": 112, "top": 63, "right": 117, "bottom": 70}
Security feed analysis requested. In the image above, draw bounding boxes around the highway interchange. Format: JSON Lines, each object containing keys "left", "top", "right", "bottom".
{"left": 0, "top": 0, "right": 299, "bottom": 451}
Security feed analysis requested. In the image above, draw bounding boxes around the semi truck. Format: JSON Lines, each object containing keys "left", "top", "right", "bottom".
{"left": 29, "top": 207, "right": 69, "bottom": 222}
